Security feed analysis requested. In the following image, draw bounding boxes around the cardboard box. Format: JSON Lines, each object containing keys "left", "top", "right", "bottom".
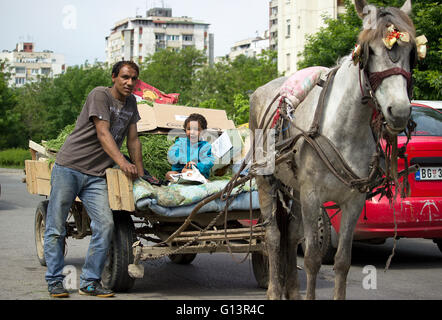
{"left": 137, "top": 103, "right": 236, "bottom": 134}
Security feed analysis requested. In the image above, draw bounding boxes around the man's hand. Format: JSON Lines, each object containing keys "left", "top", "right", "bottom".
{"left": 119, "top": 159, "right": 139, "bottom": 180}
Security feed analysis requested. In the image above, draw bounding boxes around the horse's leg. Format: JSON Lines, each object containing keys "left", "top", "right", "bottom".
{"left": 256, "top": 176, "right": 282, "bottom": 300}
{"left": 285, "top": 198, "right": 302, "bottom": 300}
{"left": 300, "top": 188, "right": 322, "bottom": 300}
{"left": 333, "top": 197, "right": 365, "bottom": 300}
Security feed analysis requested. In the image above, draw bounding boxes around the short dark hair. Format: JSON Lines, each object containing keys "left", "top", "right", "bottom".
{"left": 112, "top": 61, "right": 139, "bottom": 78}
{"left": 184, "top": 113, "right": 208, "bottom": 130}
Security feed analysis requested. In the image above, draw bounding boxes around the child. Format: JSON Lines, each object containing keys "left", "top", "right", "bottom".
{"left": 166, "top": 113, "right": 214, "bottom": 181}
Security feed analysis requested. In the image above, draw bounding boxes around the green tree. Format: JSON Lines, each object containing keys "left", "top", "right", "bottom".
{"left": 139, "top": 47, "right": 207, "bottom": 105}
{"left": 0, "top": 60, "right": 24, "bottom": 149}
{"left": 14, "top": 62, "right": 111, "bottom": 145}
{"left": 298, "top": 0, "right": 442, "bottom": 100}
{"left": 190, "top": 50, "right": 280, "bottom": 124}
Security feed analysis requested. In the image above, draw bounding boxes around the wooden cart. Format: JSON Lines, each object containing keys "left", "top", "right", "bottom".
{"left": 25, "top": 154, "right": 269, "bottom": 291}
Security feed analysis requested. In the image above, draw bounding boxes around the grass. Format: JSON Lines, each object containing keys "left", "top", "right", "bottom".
{"left": 0, "top": 148, "right": 32, "bottom": 168}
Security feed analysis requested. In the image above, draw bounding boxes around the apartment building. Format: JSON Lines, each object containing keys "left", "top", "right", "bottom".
{"left": 105, "top": 7, "right": 213, "bottom": 66}
{"left": 0, "top": 42, "right": 65, "bottom": 87}
{"left": 228, "top": 31, "right": 270, "bottom": 60}
{"left": 269, "top": 0, "right": 346, "bottom": 75}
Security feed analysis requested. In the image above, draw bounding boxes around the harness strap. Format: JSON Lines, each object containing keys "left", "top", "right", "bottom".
{"left": 308, "top": 67, "right": 339, "bottom": 137}
{"left": 368, "top": 67, "right": 412, "bottom": 93}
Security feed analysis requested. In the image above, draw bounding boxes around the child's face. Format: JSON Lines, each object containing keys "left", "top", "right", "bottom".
{"left": 186, "top": 121, "right": 202, "bottom": 143}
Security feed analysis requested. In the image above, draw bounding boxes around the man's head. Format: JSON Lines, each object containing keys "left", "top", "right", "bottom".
{"left": 111, "top": 61, "right": 139, "bottom": 101}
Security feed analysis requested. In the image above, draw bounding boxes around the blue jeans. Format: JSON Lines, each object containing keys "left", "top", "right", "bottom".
{"left": 44, "top": 163, "right": 114, "bottom": 288}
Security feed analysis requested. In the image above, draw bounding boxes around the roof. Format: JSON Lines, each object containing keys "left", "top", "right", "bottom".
{"left": 412, "top": 100, "right": 442, "bottom": 110}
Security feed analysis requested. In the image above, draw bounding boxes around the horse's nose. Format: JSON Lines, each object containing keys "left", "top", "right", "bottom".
{"left": 387, "top": 103, "right": 411, "bottom": 129}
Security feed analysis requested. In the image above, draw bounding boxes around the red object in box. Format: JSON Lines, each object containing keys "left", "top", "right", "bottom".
{"left": 133, "top": 79, "right": 180, "bottom": 104}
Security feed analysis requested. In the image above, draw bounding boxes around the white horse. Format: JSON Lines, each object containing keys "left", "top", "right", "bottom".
{"left": 249, "top": 0, "right": 417, "bottom": 299}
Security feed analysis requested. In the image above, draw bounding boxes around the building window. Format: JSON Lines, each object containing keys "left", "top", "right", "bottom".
{"left": 286, "top": 53, "right": 291, "bottom": 72}
{"left": 183, "top": 35, "right": 193, "bottom": 42}
{"left": 167, "top": 35, "right": 180, "bottom": 41}
{"left": 41, "top": 68, "right": 51, "bottom": 76}
{"left": 286, "top": 19, "right": 291, "bottom": 37}
{"left": 15, "top": 67, "right": 25, "bottom": 74}
{"left": 15, "top": 77, "right": 25, "bottom": 85}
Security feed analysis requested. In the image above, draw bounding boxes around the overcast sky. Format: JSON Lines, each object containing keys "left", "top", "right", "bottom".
{"left": 0, "top": 0, "right": 270, "bottom": 66}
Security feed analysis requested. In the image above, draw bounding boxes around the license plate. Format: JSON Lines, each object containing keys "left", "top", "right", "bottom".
{"left": 415, "top": 167, "right": 442, "bottom": 181}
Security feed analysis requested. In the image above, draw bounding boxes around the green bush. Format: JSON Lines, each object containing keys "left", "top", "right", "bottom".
{"left": 0, "top": 148, "right": 31, "bottom": 168}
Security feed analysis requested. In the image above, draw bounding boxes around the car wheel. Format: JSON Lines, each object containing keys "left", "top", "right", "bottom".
{"left": 301, "top": 207, "right": 336, "bottom": 265}
{"left": 434, "top": 239, "right": 442, "bottom": 253}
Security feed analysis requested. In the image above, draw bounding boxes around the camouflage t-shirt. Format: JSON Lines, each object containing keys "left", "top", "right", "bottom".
{"left": 56, "top": 86, "right": 140, "bottom": 177}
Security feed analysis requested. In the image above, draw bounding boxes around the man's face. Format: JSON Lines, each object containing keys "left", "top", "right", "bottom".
{"left": 112, "top": 65, "right": 138, "bottom": 98}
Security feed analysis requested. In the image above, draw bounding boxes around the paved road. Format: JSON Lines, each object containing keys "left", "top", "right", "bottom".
{"left": 1, "top": 168, "right": 441, "bottom": 301}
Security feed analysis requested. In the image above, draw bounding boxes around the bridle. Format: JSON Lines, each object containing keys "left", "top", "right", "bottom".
{"left": 356, "top": 40, "right": 418, "bottom": 199}
{"left": 358, "top": 37, "right": 417, "bottom": 110}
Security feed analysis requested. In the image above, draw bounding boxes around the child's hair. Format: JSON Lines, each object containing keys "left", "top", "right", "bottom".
{"left": 184, "top": 113, "right": 208, "bottom": 130}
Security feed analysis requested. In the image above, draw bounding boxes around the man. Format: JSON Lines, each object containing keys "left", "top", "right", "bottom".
{"left": 44, "top": 61, "right": 144, "bottom": 298}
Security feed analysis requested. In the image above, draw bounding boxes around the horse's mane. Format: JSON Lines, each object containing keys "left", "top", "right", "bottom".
{"left": 358, "top": 6, "right": 416, "bottom": 46}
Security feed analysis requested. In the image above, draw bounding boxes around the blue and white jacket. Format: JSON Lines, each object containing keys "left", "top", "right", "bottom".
{"left": 167, "top": 137, "right": 214, "bottom": 179}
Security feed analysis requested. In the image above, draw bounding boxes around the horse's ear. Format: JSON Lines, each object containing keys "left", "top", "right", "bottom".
{"left": 355, "top": 0, "right": 368, "bottom": 19}
{"left": 400, "top": 0, "right": 412, "bottom": 16}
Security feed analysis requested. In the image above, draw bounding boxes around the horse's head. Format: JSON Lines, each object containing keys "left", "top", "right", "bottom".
{"left": 355, "top": 0, "right": 417, "bottom": 134}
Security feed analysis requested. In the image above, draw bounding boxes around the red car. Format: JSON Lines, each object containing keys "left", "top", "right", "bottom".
{"left": 318, "top": 102, "right": 442, "bottom": 263}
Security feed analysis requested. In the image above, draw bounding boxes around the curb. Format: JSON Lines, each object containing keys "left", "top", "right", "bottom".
{"left": 0, "top": 168, "right": 25, "bottom": 174}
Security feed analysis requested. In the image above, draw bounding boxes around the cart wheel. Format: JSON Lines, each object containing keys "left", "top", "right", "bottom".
{"left": 168, "top": 253, "right": 197, "bottom": 265}
{"left": 252, "top": 252, "right": 268, "bottom": 289}
{"left": 434, "top": 239, "right": 442, "bottom": 253}
{"left": 301, "top": 207, "right": 335, "bottom": 265}
{"left": 102, "top": 212, "right": 136, "bottom": 292}
{"left": 35, "top": 201, "right": 48, "bottom": 266}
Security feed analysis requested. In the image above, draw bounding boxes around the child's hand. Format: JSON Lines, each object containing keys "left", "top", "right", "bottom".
{"left": 185, "top": 161, "right": 196, "bottom": 169}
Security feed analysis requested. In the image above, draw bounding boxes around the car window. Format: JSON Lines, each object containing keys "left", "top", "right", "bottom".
{"left": 401, "top": 107, "right": 442, "bottom": 136}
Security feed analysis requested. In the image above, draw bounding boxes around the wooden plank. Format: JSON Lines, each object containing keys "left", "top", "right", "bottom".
{"left": 29, "top": 140, "right": 54, "bottom": 159}
{"left": 36, "top": 178, "right": 51, "bottom": 196}
{"left": 29, "top": 149, "right": 37, "bottom": 161}
{"left": 117, "top": 170, "right": 135, "bottom": 212}
{"left": 106, "top": 169, "right": 122, "bottom": 210}
{"left": 24, "top": 160, "right": 53, "bottom": 196}
{"left": 34, "top": 161, "right": 52, "bottom": 180}
{"left": 139, "top": 242, "right": 265, "bottom": 258}
{"left": 25, "top": 160, "right": 36, "bottom": 194}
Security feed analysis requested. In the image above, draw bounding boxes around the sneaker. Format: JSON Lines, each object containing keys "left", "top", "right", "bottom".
{"left": 79, "top": 281, "right": 114, "bottom": 298}
{"left": 48, "top": 281, "right": 69, "bottom": 298}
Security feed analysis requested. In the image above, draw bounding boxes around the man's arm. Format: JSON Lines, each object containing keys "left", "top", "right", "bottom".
{"left": 126, "top": 123, "right": 144, "bottom": 177}
{"left": 93, "top": 117, "right": 139, "bottom": 179}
